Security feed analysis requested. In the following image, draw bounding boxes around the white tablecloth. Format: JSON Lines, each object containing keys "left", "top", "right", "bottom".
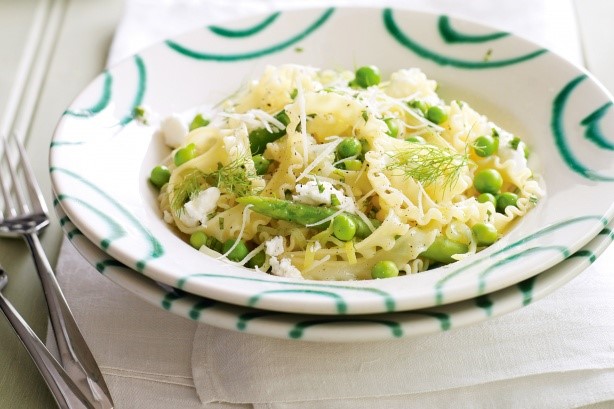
{"left": 53, "top": 1, "right": 614, "bottom": 408}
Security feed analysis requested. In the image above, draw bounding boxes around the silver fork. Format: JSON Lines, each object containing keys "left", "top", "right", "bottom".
{"left": 0, "top": 264, "right": 94, "bottom": 408}
{"left": 0, "top": 134, "right": 114, "bottom": 408}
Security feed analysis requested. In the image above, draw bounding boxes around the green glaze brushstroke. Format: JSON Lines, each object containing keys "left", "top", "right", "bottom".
{"left": 552, "top": 75, "right": 614, "bottom": 181}
{"left": 477, "top": 245, "right": 568, "bottom": 295}
{"left": 94, "top": 259, "right": 125, "bottom": 274}
{"left": 248, "top": 289, "right": 347, "bottom": 314}
{"left": 581, "top": 102, "right": 614, "bottom": 150}
{"left": 475, "top": 295, "right": 493, "bottom": 316}
{"left": 119, "top": 55, "right": 147, "bottom": 126}
{"left": 188, "top": 299, "right": 218, "bottom": 320}
{"left": 237, "top": 311, "right": 283, "bottom": 330}
{"left": 55, "top": 193, "right": 126, "bottom": 250}
{"left": 166, "top": 8, "right": 334, "bottom": 62}
{"left": 178, "top": 273, "right": 395, "bottom": 312}
{"left": 208, "top": 12, "right": 280, "bottom": 37}
{"left": 516, "top": 275, "right": 537, "bottom": 306}
{"left": 288, "top": 318, "right": 403, "bottom": 339}
{"left": 52, "top": 167, "right": 164, "bottom": 270}
{"left": 162, "top": 291, "right": 185, "bottom": 310}
{"left": 383, "top": 9, "right": 546, "bottom": 69}
{"left": 438, "top": 15, "right": 508, "bottom": 43}
{"left": 568, "top": 249, "right": 596, "bottom": 263}
{"left": 64, "top": 71, "right": 112, "bottom": 118}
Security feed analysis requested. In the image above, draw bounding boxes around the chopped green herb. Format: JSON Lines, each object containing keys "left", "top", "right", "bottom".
{"left": 483, "top": 48, "right": 493, "bottom": 61}
{"left": 189, "top": 113, "right": 210, "bottom": 131}
{"left": 361, "top": 110, "right": 369, "bottom": 122}
{"left": 133, "top": 106, "right": 148, "bottom": 124}
{"left": 509, "top": 136, "right": 521, "bottom": 150}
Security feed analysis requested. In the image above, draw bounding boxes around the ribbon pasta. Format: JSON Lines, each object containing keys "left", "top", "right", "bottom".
{"left": 155, "top": 65, "right": 543, "bottom": 280}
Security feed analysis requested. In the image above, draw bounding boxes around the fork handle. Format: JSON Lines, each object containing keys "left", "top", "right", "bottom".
{"left": 0, "top": 292, "right": 94, "bottom": 408}
{"left": 24, "top": 233, "right": 113, "bottom": 409}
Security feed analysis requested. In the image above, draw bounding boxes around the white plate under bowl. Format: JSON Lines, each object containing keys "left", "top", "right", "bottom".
{"left": 50, "top": 7, "right": 614, "bottom": 315}
{"left": 54, "top": 200, "right": 614, "bottom": 342}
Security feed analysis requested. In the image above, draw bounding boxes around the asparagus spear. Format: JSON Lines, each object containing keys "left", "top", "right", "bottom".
{"left": 237, "top": 196, "right": 379, "bottom": 239}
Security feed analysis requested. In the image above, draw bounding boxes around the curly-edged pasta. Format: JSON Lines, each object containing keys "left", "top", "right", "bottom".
{"left": 151, "top": 64, "right": 543, "bottom": 281}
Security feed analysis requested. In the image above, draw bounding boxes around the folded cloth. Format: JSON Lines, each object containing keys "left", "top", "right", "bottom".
{"left": 50, "top": 0, "right": 614, "bottom": 408}
{"left": 193, "top": 256, "right": 614, "bottom": 408}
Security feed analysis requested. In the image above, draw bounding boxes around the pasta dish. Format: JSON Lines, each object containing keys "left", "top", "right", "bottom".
{"left": 149, "top": 64, "right": 542, "bottom": 280}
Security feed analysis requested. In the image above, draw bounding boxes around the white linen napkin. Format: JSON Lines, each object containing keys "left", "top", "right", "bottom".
{"left": 51, "top": 0, "right": 614, "bottom": 408}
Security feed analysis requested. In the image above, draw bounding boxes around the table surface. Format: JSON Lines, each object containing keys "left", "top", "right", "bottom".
{"left": 0, "top": 0, "right": 612, "bottom": 407}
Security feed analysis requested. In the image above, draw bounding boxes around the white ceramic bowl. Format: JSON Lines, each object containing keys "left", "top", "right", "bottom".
{"left": 50, "top": 7, "right": 614, "bottom": 315}
{"left": 54, "top": 200, "right": 614, "bottom": 342}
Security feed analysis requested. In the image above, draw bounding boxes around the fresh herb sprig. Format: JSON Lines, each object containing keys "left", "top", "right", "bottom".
{"left": 386, "top": 143, "right": 468, "bottom": 191}
{"left": 171, "top": 157, "right": 259, "bottom": 212}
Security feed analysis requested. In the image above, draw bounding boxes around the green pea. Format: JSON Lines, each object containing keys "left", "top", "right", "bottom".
{"left": 384, "top": 118, "right": 399, "bottom": 138}
{"left": 174, "top": 143, "right": 197, "bottom": 166}
{"left": 406, "top": 136, "right": 426, "bottom": 144}
{"left": 354, "top": 65, "right": 381, "bottom": 88}
{"left": 222, "top": 239, "right": 250, "bottom": 262}
{"left": 332, "top": 214, "right": 357, "bottom": 241}
{"left": 496, "top": 192, "right": 518, "bottom": 213}
{"left": 189, "top": 113, "right": 210, "bottom": 131}
{"left": 426, "top": 106, "right": 448, "bottom": 124}
{"left": 150, "top": 165, "right": 171, "bottom": 188}
{"left": 371, "top": 260, "right": 399, "bottom": 279}
{"left": 342, "top": 159, "right": 362, "bottom": 171}
{"left": 474, "top": 169, "right": 503, "bottom": 194}
{"left": 247, "top": 251, "right": 266, "bottom": 268}
{"left": 420, "top": 236, "right": 469, "bottom": 264}
{"left": 189, "top": 231, "right": 208, "bottom": 249}
{"left": 208, "top": 237, "right": 224, "bottom": 253}
{"left": 471, "top": 223, "right": 498, "bottom": 245}
{"left": 337, "top": 137, "right": 362, "bottom": 159}
{"left": 477, "top": 192, "right": 497, "bottom": 207}
{"left": 276, "top": 110, "right": 291, "bottom": 127}
{"left": 409, "top": 100, "right": 429, "bottom": 116}
{"left": 473, "top": 135, "right": 498, "bottom": 157}
{"left": 252, "top": 154, "right": 271, "bottom": 175}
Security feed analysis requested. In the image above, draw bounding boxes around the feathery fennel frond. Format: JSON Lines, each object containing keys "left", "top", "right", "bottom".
{"left": 171, "top": 156, "right": 258, "bottom": 212}
{"left": 386, "top": 143, "right": 468, "bottom": 191}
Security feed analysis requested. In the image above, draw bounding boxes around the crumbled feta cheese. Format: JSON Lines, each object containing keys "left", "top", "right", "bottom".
{"left": 265, "top": 236, "right": 285, "bottom": 257}
{"left": 496, "top": 128, "right": 528, "bottom": 172}
{"left": 179, "top": 187, "right": 221, "bottom": 227}
{"left": 269, "top": 257, "right": 303, "bottom": 279}
{"left": 311, "top": 241, "right": 322, "bottom": 252}
{"left": 160, "top": 114, "right": 188, "bottom": 148}
{"left": 292, "top": 180, "right": 355, "bottom": 212}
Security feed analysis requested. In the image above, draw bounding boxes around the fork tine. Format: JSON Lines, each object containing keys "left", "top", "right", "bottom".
{"left": 0, "top": 136, "right": 18, "bottom": 219}
{"left": 2, "top": 134, "right": 30, "bottom": 215}
{"left": 14, "top": 133, "right": 48, "bottom": 215}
